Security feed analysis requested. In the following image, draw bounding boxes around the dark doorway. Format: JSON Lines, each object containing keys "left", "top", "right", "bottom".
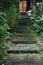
{"left": 27, "top": 0, "right": 31, "bottom": 11}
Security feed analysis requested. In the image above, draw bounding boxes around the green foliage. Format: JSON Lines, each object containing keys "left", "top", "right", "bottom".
{"left": 7, "top": 5, "right": 19, "bottom": 28}
{"left": 0, "top": 12, "right": 9, "bottom": 42}
{"left": 40, "top": 51, "right": 43, "bottom": 59}
{"left": 0, "top": 2, "right": 19, "bottom": 64}
{"left": 0, "top": 12, "right": 9, "bottom": 64}
{"left": 0, "top": 0, "right": 19, "bottom": 28}
{"left": 30, "top": 2, "right": 43, "bottom": 36}
{"left": 34, "top": 15, "right": 43, "bottom": 34}
{"left": 0, "top": 0, "right": 18, "bottom": 11}
{"left": 34, "top": 2, "right": 43, "bottom": 36}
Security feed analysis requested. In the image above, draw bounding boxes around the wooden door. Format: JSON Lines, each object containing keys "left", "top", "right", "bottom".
{"left": 19, "top": 0, "right": 27, "bottom": 13}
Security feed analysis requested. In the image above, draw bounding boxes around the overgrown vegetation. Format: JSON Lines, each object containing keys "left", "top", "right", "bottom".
{"left": 29, "top": 2, "right": 43, "bottom": 59}
{"left": 0, "top": 0, "right": 18, "bottom": 11}
{"left": 0, "top": 0, "right": 43, "bottom": 64}
{"left": 7, "top": 5, "right": 19, "bottom": 28}
{"left": 0, "top": 12, "right": 10, "bottom": 64}
{"left": 30, "top": 2, "right": 43, "bottom": 37}
{"left": 0, "top": 0, "right": 19, "bottom": 64}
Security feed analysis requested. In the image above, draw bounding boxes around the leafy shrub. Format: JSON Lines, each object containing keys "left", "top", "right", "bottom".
{"left": 34, "top": 15, "right": 43, "bottom": 34}
{"left": 30, "top": 2, "right": 43, "bottom": 36}
{"left": 34, "top": 3, "right": 43, "bottom": 35}
{"left": 7, "top": 5, "right": 19, "bottom": 28}
{"left": 0, "top": 12, "right": 9, "bottom": 64}
{"left": 0, "top": 0, "right": 18, "bottom": 11}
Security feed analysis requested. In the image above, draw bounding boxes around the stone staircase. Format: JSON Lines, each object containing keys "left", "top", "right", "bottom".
{"left": 6, "top": 15, "right": 43, "bottom": 65}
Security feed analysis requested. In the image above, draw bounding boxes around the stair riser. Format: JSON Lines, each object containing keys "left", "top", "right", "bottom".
{"left": 7, "top": 44, "right": 39, "bottom": 53}
{"left": 6, "top": 54, "right": 42, "bottom": 65}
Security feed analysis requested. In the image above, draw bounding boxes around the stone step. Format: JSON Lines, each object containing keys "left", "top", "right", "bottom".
{"left": 12, "top": 38, "right": 37, "bottom": 43}
{"left": 19, "top": 14, "right": 29, "bottom": 19}
{"left": 38, "top": 39, "right": 43, "bottom": 43}
{"left": 14, "top": 29, "right": 34, "bottom": 33}
{"left": 14, "top": 33, "right": 34, "bottom": 37}
{"left": 38, "top": 41, "right": 43, "bottom": 51}
{"left": 16, "top": 19, "right": 34, "bottom": 27}
{"left": 13, "top": 29, "right": 33, "bottom": 33}
{"left": 7, "top": 44, "right": 39, "bottom": 53}
{"left": 18, "top": 16, "right": 33, "bottom": 25}
{"left": 13, "top": 36, "right": 35, "bottom": 39}
{"left": 13, "top": 33, "right": 36, "bottom": 40}
{"left": 14, "top": 25, "right": 34, "bottom": 29}
{"left": 12, "top": 27, "right": 34, "bottom": 33}
{"left": 6, "top": 54, "right": 42, "bottom": 65}
{"left": 38, "top": 40, "right": 43, "bottom": 50}
{"left": 39, "top": 43, "right": 43, "bottom": 50}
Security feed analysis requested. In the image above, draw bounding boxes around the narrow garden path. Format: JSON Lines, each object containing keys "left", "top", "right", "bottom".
{"left": 6, "top": 14, "right": 43, "bottom": 65}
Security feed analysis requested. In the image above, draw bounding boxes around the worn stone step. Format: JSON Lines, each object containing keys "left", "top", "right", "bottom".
{"left": 12, "top": 38, "right": 37, "bottom": 43}
{"left": 38, "top": 39, "right": 43, "bottom": 43}
{"left": 38, "top": 40, "right": 43, "bottom": 50}
{"left": 13, "top": 28, "right": 34, "bottom": 33}
{"left": 19, "top": 17, "right": 31, "bottom": 23}
{"left": 13, "top": 37, "right": 36, "bottom": 43}
{"left": 6, "top": 54, "right": 42, "bottom": 65}
{"left": 7, "top": 44, "right": 39, "bottom": 53}
{"left": 14, "top": 33, "right": 34, "bottom": 37}
{"left": 14, "top": 25, "right": 34, "bottom": 29}
{"left": 18, "top": 21, "right": 33, "bottom": 25}
{"left": 12, "top": 32, "right": 36, "bottom": 41}
{"left": 39, "top": 43, "right": 43, "bottom": 50}
{"left": 19, "top": 14, "right": 29, "bottom": 19}
{"left": 38, "top": 42, "right": 43, "bottom": 50}
{"left": 14, "top": 25, "right": 34, "bottom": 33}
{"left": 14, "top": 33, "right": 31, "bottom": 36}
